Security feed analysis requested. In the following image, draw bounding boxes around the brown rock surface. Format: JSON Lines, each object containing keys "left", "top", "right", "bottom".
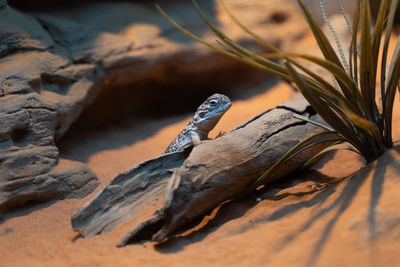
{"left": 0, "top": 0, "right": 307, "bottom": 214}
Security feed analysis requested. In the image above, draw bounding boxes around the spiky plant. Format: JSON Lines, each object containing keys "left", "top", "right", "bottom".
{"left": 157, "top": 0, "right": 400, "bottom": 193}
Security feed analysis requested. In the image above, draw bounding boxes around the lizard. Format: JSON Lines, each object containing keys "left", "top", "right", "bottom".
{"left": 164, "top": 93, "right": 232, "bottom": 154}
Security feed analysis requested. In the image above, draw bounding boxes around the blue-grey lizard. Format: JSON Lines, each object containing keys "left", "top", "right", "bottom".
{"left": 164, "top": 93, "right": 231, "bottom": 154}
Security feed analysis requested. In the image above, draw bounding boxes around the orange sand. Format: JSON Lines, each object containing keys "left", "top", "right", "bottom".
{"left": 2, "top": 80, "right": 400, "bottom": 267}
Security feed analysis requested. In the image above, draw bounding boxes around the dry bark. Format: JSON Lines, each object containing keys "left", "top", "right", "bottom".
{"left": 71, "top": 150, "right": 190, "bottom": 238}
{"left": 72, "top": 96, "right": 336, "bottom": 245}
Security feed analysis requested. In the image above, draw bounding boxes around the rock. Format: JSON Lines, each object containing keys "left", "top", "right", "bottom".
{"left": 0, "top": 0, "right": 308, "bottom": 214}
{"left": 0, "top": 159, "right": 99, "bottom": 214}
{"left": 0, "top": 4, "right": 54, "bottom": 57}
{"left": 34, "top": 14, "right": 86, "bottom": 48}
{"left": 36, "top": 14, "right": 133, "bottom": 64}
{"left": 70, "top": 32, "right": 133, "bottom": 64}
{"left": 0, "top": 51, "right": 70, "bottom": 95}
{"left": 0, "top": 94, "right": 58, "bottom": 178}
{"left": 0, "top": 0, "right": 7, "bottom": 8}
{"left": 0, "top": 92, "right": 99, "bottom": 214}
{"left": 32, "top": 0, "right": 308, "bottom": 127}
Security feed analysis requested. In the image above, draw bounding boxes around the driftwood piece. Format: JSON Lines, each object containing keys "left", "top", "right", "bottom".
{"left": 71, "top": 150, "right": 190, "bottom": 238}
{"left": 72, "top": 96, "right": 334, "bottom": 245}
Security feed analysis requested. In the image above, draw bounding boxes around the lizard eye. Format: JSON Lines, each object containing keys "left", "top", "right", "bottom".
{"left": 209, "top": 99, "right": 218, "bottom": 106}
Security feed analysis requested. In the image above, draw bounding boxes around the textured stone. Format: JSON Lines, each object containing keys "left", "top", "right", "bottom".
{"left": 0, "top": 0, "right": 308, "bottom": 214}
{"left": 0, "top": 0, "right": 7, "bottom": 8}
{"left": 0, "top": 4, "right": 54, "bottom": 57}
{"left": 0, "top": 92, "right": 99, "bottom": 214}
{"left": 0, "top": 159, "right": 99, "bottom": 213}
{"left": 0, "top": 51, "right": 70, "bottom": 95}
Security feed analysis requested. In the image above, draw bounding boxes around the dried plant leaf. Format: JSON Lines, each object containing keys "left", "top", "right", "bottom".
{"left": 372, "top": 0, "right": 388, "bottom": 79}
{"left": 341, "top": 100, "right": 382, "bottom": 144}
{"left": 241, "top": 131, "right": 344, "bottom": 196}
{"left": 283, "top": 53, "right": 363, "bottom": 107}
{"left": 383, "top": 36, "right": 400, "bottom": 145}
{"left": 157, "top": 0, "right": 399, "bottom": 194}
{"left": 292, "top": 113, "right": 333, "bottom": 131}
{"left": 349, "top": 0, "right": 361, "bottom": 85}
{"left": 381, "top": 0, "right": 399, "bottom": 103}
{"left": 359, "top": 0, "right": 376, "bottom": 118}
{"left": 297, "top": 0, "right": 344, "bottom": 69}
{"left": 218, "top": 0, "right": 280, "bottom": 53}
{"left": 156, "top": 4, "right": 292, "bottom": 82}
{"left": 302, "top": 143, "right": 361, "bottom": 168}
{"left": 191, "top": 1, "right": 291, "bottom": 80}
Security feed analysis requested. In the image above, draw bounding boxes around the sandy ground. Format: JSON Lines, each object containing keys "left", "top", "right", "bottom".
{"left": 1, "top": 78, "right": 400, "bottom": 267}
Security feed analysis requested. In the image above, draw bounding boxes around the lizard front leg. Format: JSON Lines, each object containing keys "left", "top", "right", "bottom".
{"left": 190, "top": 131, "right": 202, "bottom": 146}
{"left": 172, "top": 131, "right": 202, "bottom": 152}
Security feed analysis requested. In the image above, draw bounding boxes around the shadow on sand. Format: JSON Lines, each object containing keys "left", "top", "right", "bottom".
{"left": 153, "top": 147, "right": 400, "bottom": 266}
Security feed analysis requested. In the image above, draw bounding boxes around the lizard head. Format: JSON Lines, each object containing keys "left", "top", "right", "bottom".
{"left": 194, "top": 93, "right": 232, "bottom": 132}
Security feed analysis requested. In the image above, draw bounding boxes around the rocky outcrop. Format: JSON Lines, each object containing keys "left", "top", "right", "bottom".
{"left": 0, "top": 93, "right": 99, "bottom": 216}
{"left": 0, "top": 0, "right": 307, "bottom": 215}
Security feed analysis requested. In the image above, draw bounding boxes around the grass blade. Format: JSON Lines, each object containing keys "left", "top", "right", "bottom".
{"left": 218, "top": 0, "right": 280, "bottom": 53}
{"left": 359, "top": 0, "right": 376, "bottom": 119}
{"left": 381, "top": 0, "right": 399, "bottom": 106}
{"left": 349, "top": 0, "right": 361, "bottom": 85}
{"left": 284, "top": 61, "right": 354, "bottom": 137}
{"left": 191, "top": 1, "right": 293, "bottom": 79}
{"left": 190, "top": 1, "right": 339, "bottom": 95}
{"left": 293, "top": 113, "right": 334, "bottom": 131}
{"left": 297, "top": 0, "right": 344, "bottom": 69}
{"left": 301, "top": 143, "right": 361, "bottom": 169}
{"left": 383, "top": 35, "right": 400, "bottom": 146}
{"left": 283, "top": 53, "right": 363, "bottom": 108}
{"left": 372, "top": 0, "right": 388, "bottom": 80}
{"left": 241, "top": 131, "right": 344, "bottom": 196}
{"left": 156, "top": 4, "right": 293, "bottom": 82}
{"left": 340, "top": 100, "right": 383, "bottom": 145}
{"left": 284, "top": 60, "right": 376, "bottom": 159}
